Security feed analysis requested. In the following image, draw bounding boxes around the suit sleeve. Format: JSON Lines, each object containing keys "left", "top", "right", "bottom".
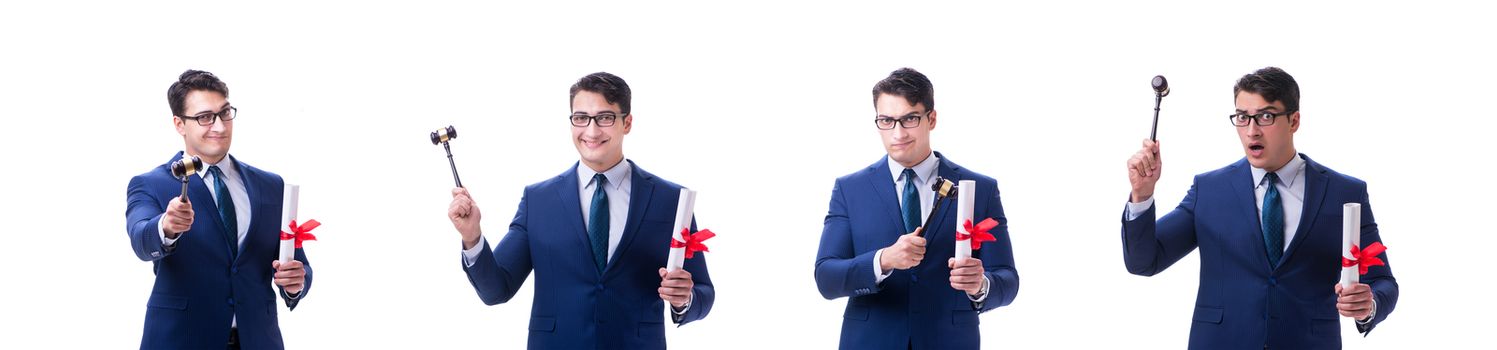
{"left": 1121, "top": 180, "right": 1201, "bottom": 276}
{"left": 975, "top": 181, "right": 1018, "bottom": 312}
{"left": 1354, "top": 188, "right": 1397, "bottom": 335}
{"left": 462, "top": 192, "right": 535, "bottom": 305}
{"left": 814, "top": 180, "right": 882, "bottom": 299}
{"left": 126, "top": 175, "right": 173, "bottom": 261}
{"left": 673, "top": 219, "right": 715, "bottom": 325}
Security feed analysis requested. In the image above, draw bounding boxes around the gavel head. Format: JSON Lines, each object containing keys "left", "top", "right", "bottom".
{"left": 170, "top": 155, "right": 203, "bottom": 180}
{"left": 1152, "top": 75, "right": 1170, "bottom": 97}
{"left": 931, "top": 176, "right": 957, "bottom": 198}
{"left": 430, "top": 125, "right": 457, "bottom": 145}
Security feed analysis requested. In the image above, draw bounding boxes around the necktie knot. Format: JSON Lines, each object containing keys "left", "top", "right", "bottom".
{"left": 1264, "top": 171, "right": 1280, "bottom": 185}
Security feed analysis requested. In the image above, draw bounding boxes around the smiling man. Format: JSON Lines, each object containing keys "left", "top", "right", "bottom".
{"left": 448, "top": 72, "right": 715, "bottom": 349}
{"left": 1121, "top": 66, "right": 1398, "bottom": 349}
{"left": 814, "top": 67, "right": 1019, "bottom": 349}
{"left": 124, "top": 70, "right": 312, "bottom": 349}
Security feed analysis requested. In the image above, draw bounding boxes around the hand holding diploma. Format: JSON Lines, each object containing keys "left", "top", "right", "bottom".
{"left": 272, "top": 260, "right": 306, "bottom": 295}
{"left": 658, "top": 267, "right": 693, "bottom": 308}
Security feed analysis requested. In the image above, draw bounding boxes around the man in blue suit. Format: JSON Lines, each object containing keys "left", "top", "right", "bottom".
{"left": 125, "top": 70, "right": 312, "bottom": 350}
{"left": 448, "top": 72, "right": 715, "bottom": 349}
{"left": 1122, "top": 67, "right": 1398, "bottom": 349}
{"left": 814, "top": 68, "right": 1020, "bottom": 349}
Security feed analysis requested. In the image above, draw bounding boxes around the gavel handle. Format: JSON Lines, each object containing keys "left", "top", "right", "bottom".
{"left": 444, "top": 142, "right": 463, "bottom": 188}
{"left": 915, "top": 197, "right": 948, "bottom": 237}
{"left": 1150, "top": 94, "right": 1163, "bottom": 142}
{"left": 179, "top": 179, "right": 190, "bottom": 203}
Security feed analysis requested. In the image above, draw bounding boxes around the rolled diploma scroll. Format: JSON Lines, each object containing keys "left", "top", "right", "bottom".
{"left": 955, "top": 180, "right": 976, "bottom": 262}
{"left": 1340, "top": 203, "right": 1361, "bottom": 288}
{"left": 279, "top": 184, "right": 300, "bottom": 264}
{"left": 666, "top": 189, "right": 697, "bottom": 272}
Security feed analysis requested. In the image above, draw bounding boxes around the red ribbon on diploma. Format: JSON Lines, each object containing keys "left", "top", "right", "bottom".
{"left": 957, "top": 218, "right": 999, "bottom": 249}
{"left": 1341, "top": 242, "right": 1387, "bottom": 275}
{"left": 671, "top": 228, "right": 715, "bottom": 259}
{"left": 280, "top": 219, "right": 320, "bottom": 249}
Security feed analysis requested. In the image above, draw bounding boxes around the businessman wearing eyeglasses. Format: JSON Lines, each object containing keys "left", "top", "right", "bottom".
{"left": 814, "top": 67, "right": 1019, "bottom": 349}
{"left": 1121, "top": 66, "right": 1398, "bottom": 349}
{"left": 125, "top": 70, "right": 312, "bottom": 349}
{"left": 448, "top": 72, "right": 715, "bottom": 349}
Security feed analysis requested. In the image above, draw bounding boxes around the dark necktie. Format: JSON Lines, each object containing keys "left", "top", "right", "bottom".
{"left": 588, "top": 173, "right": 610, "bottom": 273}
{"left": 1262, "top": 172, "right": 1284, "bottom": 267}
{"left": 901, "top": 169, "right": 920, "bottom": 233}
{"left": 208, "top": 165, "right": 238, "bottom": 259}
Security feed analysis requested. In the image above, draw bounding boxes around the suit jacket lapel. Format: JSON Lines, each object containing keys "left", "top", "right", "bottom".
{"left": 867, "top": 158, "right": 905, "bottom": 235}
{"left": 1226, "top": 160, "right": 1274, "bottom": 270}
{"left": 1280, "top": 155, "right": 1329, "bottom": 267}
{"left": 553, "top": 164, "right": 593, "bottom": 273}
{"left": 608, "top": 161, "right": 654, "bottom": 278}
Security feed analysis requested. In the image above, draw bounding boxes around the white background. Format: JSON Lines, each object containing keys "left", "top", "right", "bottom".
{"left": 2, "top": 1, "right": 1491, "bottom": 348}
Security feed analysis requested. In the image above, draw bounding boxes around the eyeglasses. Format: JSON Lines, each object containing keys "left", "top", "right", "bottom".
{"left": 178, "top": 106, "right": 237, "bottom": 126}
{"left": 874, "top": 112, "right": 928, "bottom": 130}
{"left": 570, "top": 112, "right": 621, "bottom": 127}
{"left": 1228, "top": 111, "right": 1290, "bottom": 127}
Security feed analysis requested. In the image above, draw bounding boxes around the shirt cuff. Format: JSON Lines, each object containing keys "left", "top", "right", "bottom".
{"left": 158, "top": 214, "right": 178, "bottom": 247}
{"left": 967, "top": 275, "right": 991, "bottom": 302}
{"left": 461, "top": 236, "right": 487, "bottom": 268}
{"left": 671, "top": 293, "right": 693, "bottom": 315}
{"left": 282, "top": 288, "right": 302, "bottom": 300}
{"left": 1124, "top": 197, "right": 1155, "bottom": 221}
{"left": 873, "top": 248, "right": 891, "bottom": 284}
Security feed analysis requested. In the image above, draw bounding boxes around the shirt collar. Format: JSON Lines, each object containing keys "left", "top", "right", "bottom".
{"left": 1251, "top": 153, "right": 1305, "bottom": 188}
{"left": 201, "top": 154, "right": 237, "bottom": 178}
{"left": 578, "top": 158, "right": 632, "bottom": 191}
{"left": 887, "top": 151, "right": 939, "bottom": 184}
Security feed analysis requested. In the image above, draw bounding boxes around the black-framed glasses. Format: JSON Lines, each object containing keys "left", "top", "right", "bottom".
{"left": 570, "top": 112, "right": 621, "bottom": 127}
{"left": 1228, "top": 111, "right": 1289, "bottom": 127}
{"left": 874, "top": 112, "right": 928, "bottom": 130}
{"left": 178, "top": 106, "right": 237, "bottom": 126}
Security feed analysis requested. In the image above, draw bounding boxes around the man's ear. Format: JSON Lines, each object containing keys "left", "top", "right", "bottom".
{"left": 926, "top": 109, "right": 937, "bottom": 130}
{"left": 173, "top": 116, "right": 187, "bottom": 136}
{"left": 1289, "top": 111, "right": 1300, "bottom": 132}
{"left": 622, "top": 114, "right": 633, "bottom": 134}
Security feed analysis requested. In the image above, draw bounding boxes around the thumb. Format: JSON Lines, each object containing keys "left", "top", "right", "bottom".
{"left": 659, "top": 267, "right": 667, "bottom": 278}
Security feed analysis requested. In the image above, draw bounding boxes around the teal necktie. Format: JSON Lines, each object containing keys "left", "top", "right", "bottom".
{"left": 1262, "top": 172, "right": 1284, "bottom": 267}
{"left": 208, "top": 166, "right": 238, "bottom": 259}
{"left": 588, "top": 173, "right": 610, "bottom": 273}
{"left": 901, "top": 169, "right": 920, "bottom": 233}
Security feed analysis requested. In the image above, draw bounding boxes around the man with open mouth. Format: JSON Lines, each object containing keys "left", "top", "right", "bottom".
{"left": 1119, "top": 66, "right": 1399, "bottom": 349}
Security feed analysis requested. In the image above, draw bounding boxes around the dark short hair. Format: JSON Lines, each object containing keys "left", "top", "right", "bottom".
{"left": 167, "top": 70, "right": 229, "bottom": 117}
{"left": 872, "top": 67, "right": 935, "bottom": 111}
{"left": 1233, "top": 66, "right": 1299, "bottom": 113}
{"left": 569, "top": 72, "right": 632, "bottom": 115}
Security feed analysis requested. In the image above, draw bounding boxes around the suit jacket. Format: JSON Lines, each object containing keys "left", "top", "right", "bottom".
{"left": 814, "top": 153, "right": 1019, "bottom": 350}
{"left": 125, "top": 152, "right": 312, "bottom": 350}
{"left": 1121, "top": 154, "right": 1397, "bottom": 349}
{"left": 463, "top": 160, "right": 715, "bottom": 349}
